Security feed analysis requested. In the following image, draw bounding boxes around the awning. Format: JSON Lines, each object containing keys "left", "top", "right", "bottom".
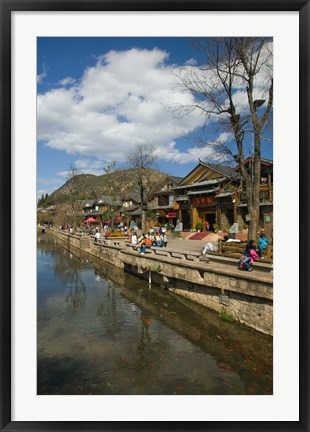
{"left": 216, "top": 191, "right": 235, "bottom": 198}
{"left": 131, "top": 208, "right": 142, "bottom": 215}
{"left": 187, "top": 187, "right": 219, "bottom": 195}
{"left": 155, "top": 209, "right": 167, "bottom": 217}
{"left": 238, "top": 202, "right": 273, "bottom": 207}
{"left": 84, "top": 217, "right": 97, "bottom": 223}
{"left": 89, "top": 211, "right": 103, "bottom": 216}
{"left": 175, "top": 195, "right": 189, "bottom": 201}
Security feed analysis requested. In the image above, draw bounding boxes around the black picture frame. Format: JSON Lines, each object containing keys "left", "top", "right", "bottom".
{"left": 1, "top": 1, "right": 309, "bottom": 431}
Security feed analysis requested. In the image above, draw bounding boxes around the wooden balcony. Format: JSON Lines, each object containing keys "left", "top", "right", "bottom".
{"left": 238, "top": 184, "right": 273, "bottom": 204}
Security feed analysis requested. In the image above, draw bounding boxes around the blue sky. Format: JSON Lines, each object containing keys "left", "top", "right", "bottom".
{"left": 37, "top": 37, "right": 273, "bottom": 199}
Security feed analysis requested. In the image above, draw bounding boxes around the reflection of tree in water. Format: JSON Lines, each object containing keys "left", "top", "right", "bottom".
{"left": 40, "top": 238, "right": 87, "bottom": 313}
{"left": 65, "top": 272, "right": 86, "bottom": 314}
{"left": 96, "top": 282, "right": 119, "bottom": 340}
{"left": 137, "top": 310, "right": 153, "bottom": 369}
{"left": 37, "top": 235, "right": 58, "bottom": 258}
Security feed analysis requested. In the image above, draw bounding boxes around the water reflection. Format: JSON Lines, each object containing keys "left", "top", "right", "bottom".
{"left": 37, "top": 235, "right": 272, "bottom": 395}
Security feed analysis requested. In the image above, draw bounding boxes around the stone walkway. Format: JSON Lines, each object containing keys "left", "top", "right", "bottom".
{"left": 118, "top": 235, "right": 272, "bottom": 281}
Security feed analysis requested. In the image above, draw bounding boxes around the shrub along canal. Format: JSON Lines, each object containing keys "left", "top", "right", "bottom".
{"left": 37, "top": 234, "right": 272, "bottom": 395}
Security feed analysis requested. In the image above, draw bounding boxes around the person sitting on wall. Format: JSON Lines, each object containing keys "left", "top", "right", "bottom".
{"left": 139, "top": 235, "right": 152, "bottom": 255}
{"left": 239, "top": 239, "right": 259, "bottom": 272}
{"left": 160, "top": 233, "right": 167, "bottom": 248}
{"left": 258, "top": 232, "right": 271, "bottom": 259}
{"left": 149, "top": 231, "right": 155, "bottom": 244}
{"left": 154, "top": 232, "right": 161, "bottom": 246}
{"left": 131, "top": 232, "right": 139, "bottom": 245}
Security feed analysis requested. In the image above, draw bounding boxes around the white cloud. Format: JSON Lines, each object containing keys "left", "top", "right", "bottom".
{"left": 37, "top": 43, "right": 272, "bottom": 169}
{"left": 57, "top": 158, "right": 109, "bottom": 177}
{"left": 37, "top": 48, "right": 205, "bottom": 163}
{"left": 154, "top": 132, "right": 231, "bottom": 164}
{"left": 37, "top": 62, "right": 48, "bottom": 84}
{"left": 185, "top": 58, "right": 197, "bottom": 66}
{"left": 58, "top": 77, "right": 76, "bottom": 87}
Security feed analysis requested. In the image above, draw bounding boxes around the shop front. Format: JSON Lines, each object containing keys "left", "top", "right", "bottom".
{"left": 190, "top": 196, "right": 217, "bottom": 231}
{"left": 178, "top": 202, "right": 191, "bottom": 231}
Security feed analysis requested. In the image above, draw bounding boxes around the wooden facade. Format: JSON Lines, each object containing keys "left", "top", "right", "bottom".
{"left": 173, "top": 161, "right": 240, "bottom": 231}
{"left": 77, "top": 158, "right": 273, "bottom": 234}
{"left": 173, "top": 158, "right": 273, "bottom": 233}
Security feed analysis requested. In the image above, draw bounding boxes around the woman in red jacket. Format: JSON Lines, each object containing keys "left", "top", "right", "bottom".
{"left": 241, "top": 239, "right": 259, "bottom": 272}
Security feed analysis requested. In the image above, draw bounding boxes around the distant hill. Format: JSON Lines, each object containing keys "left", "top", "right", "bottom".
{"left": 47, "top": 168, "right": 168, "bottom": 205}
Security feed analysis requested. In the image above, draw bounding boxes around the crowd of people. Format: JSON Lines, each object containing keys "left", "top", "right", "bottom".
{"left": 131, "top": 226, "right": 168, "bottom": 255}
{"left": 56, "top": 220, "right": 271, "bottom": 272}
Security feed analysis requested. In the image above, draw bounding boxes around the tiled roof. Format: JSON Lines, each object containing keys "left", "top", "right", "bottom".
{"left": 167, "top": 175, "right": 183, "bottom": 184}
{"left": 187, "top": 187, "right": 219, "bottom": 195}
{"left": 174, "top": 177, "right": 226, "bottom": 190}
{"left": 200, "top": 161, "right": 240, "bottom": 179}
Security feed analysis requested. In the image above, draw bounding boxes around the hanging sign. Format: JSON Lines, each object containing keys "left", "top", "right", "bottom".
{"left": 192, "top": 196, "right": 215, "bottom": 206}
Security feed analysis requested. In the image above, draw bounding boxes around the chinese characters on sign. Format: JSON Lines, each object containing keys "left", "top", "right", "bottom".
{"left": 192, "top": 196, "right": 216, "bottom": 206}
{"left": 166, "top": 212, "right": 177, "bottom": 218}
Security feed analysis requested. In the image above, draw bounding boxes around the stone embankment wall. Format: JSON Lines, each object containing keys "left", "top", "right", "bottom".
{"left": 47, "top": 229, "right": 273, "bottom": 335}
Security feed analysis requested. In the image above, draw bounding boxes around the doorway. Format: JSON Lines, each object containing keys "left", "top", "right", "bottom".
{"left": 205, "top": 213, "right": 216, "bottom": 231}
{"left": 181, "top": 210, "right": 191, "bottom": 231}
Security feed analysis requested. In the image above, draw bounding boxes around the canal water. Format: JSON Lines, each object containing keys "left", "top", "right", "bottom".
{"left": 37, "top": 234, "right": 273, "bottom": 395}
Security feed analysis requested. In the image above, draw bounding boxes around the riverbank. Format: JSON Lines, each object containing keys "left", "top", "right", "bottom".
{"left": 37, "top": 235, "right": 273, "bottom": 395}
{"left": 45, "top": 228, "right": 273, "bottom": 335}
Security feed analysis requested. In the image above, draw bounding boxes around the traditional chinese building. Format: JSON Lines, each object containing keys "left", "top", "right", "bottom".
{"left": 173, "top": 160, "right": 240, "bottom": 231}
{"left": 148, "top": 175, "right": 182, "bottom": 226}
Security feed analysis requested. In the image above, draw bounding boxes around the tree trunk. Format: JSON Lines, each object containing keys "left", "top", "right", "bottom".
{"left": 141, "top": 211, "right": 146, "bottom": 233}
{"left": 248, "top": 207, "right": 259, "bottom": 240}
{"left": 247, "top": 128, "right": 262, "bottom": 241}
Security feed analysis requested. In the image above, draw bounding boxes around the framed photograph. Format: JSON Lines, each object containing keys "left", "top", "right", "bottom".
{"left": 1, "top": 0, "right": 308, "bottom": 431}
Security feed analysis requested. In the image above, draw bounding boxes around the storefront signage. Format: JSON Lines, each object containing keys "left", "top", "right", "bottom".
{"left": 166, "top": 212, "right": 177, "bottom": 218}
{"left": 192, "top": 196, "right": 215, "bottom": 206}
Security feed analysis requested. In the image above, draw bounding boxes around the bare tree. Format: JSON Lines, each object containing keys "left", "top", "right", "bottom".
{"left": 63, "top": 164, "right": 86, "bottom": 229}
{"left": 101, "top": 161, "right": 122, "bottom": 229}
{"left": 126, "top": 143, "right": 159, "bottom": 232}
{"left": 172, "top": 37, "right": 273, "bottom": 240}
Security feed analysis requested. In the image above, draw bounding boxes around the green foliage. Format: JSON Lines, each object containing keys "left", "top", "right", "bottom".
{"left": 151, "top": 264, "right": 162, "bottom": 273}
{"left": 145, "top": 209, "right": 157, "bottom": 221}
{"left": 37, "top": 193, "right": 54, "bottom": 208}
{"left": 218, "top": 307, "right": 235, "bottom": 322}
{"left": 172, "top": 231, "right": 182, "bottom": 238}
{"left": 195, "top": 222, "right": 203, "bottom": 231}
{"left": 224, "top": 184, "right": 236, "bottom": 191}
